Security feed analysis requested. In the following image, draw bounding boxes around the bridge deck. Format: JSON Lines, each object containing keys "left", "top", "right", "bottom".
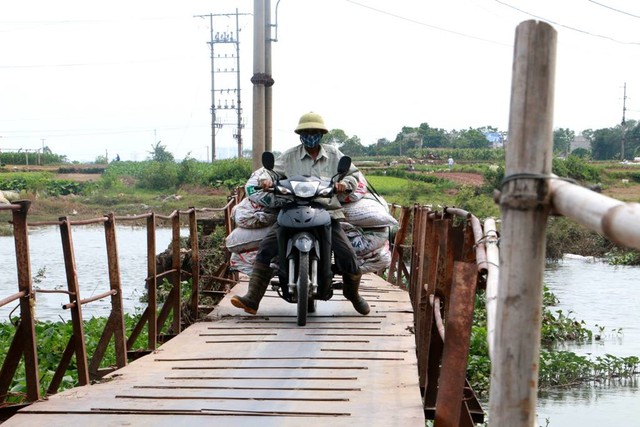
{"left": 4, "top": 274, "right": 424, "bottom": 426}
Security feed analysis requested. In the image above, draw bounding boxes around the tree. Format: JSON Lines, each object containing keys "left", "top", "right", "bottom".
{"left": 339, "top": 135, "right": 367, "bottom": 157}
{"left": 370, "top": 138, "right": 394, "bottom": 156}
{"left": 148, "top": 141, "right": 175, "bottom": 162}
{"left": 590, "top": 127, "right": 622, "bottom": 160}
{"left": 417, "top": 123, "right": 449, "bottom": 148}
{"left": 624, "top": 120, "right": 640, "bottom": 159}
{"left": 450, "top": 128, "right": 489, "bottom": 149}
{"left": 323, "top": 129, "right": 349, "bottom": 146}
{"left": 322, "top": 129, "right": 367, "bottom": 157}
{"left": 553, "top": 128, "right": 575, "bottom": 157}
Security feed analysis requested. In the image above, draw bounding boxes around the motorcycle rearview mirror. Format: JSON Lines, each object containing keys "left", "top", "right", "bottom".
{"left": 262, "top": 151, "right": 275, "bottom": 171}
{"left": 337, "top": 156, "right": 352, "bottom": 176}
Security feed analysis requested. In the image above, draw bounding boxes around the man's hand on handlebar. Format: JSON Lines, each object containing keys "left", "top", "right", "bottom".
{"left": 260, "top": 179, "right": 273, "bottom": 190}
{"left": 334, "top": 181, "right": 348, "bottom": 193}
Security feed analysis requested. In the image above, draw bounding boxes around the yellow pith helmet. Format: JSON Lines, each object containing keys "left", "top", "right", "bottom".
{"left": 294, "top": 112, "right": 328, "bottom": 134}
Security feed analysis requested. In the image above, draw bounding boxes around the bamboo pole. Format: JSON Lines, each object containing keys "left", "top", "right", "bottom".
{"left": 549, "top": 178, "right": 640, "bottom": 250}
{"left": 488, "top": 20, "right": 557, "bottom": 427}
{"left": 483, "top": 218, "right": 500, "bottom": 362}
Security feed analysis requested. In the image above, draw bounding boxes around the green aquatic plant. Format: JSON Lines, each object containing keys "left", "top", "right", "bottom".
{"left": 468, "top": 288, "right": 639, "bottom": 398}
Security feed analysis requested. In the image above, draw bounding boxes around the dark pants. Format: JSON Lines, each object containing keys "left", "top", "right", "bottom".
{"left": 255, "top": 219, "right": 360, "bottom": 276}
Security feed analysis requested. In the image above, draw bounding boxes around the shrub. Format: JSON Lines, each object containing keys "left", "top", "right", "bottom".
{"left": 205, "top": 158, "right": 252, "bottom": 189}
{"left": 552, "top": 155, "right": 600, "bottom": 183}
{"left": 0, "top": 173, "right": 86, "bottom": 196}
{"left": 545, "top": 216, "right": 614, "bottom": 261}
{"left": 481, "top": 164, "right": 504, "bottom": 194}
{"left": 137, "top": 162, "right": 179, "bottom": 190}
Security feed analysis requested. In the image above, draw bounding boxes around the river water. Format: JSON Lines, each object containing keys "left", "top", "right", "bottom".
{"left": 0, "top": 229, "right": 638, "bottom": 425}
{"left": 537, "top": 256, "right": 640, "bottom": 426}
{"left": 0, "top": 225, "right": 178, "bottom": 322}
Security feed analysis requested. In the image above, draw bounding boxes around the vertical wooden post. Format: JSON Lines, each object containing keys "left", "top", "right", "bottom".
{"left": 59, "top": 217, "right": 90, "bottom": 386}
{"left": 225, "top": 197, "right": 235, "bottom": 235}
{"left": 419, "top": 210, "right": 435, "bottom": 391}
{"left": 171, "top": 212, "right": 182, "bottom": 334}
{"left": 147, "top": 213, "right": 157, "bottom": 350}
{"left": 104, "top": 213, "right": 127, "bottom": 368}
{"left": 424, "top": 216, "right": 444, "bottom": 411}
{"left": 388, "top": 206, "right": 410, "bottom": 286}
{"left": 12, "top": 201, "right": 40, "bottom": 401}
{"left": 434, "top": 262, "right": 478, "bottom": 427}
{"left": 189, "top": 208, "right": 200, "bottom": 317}
{"left": 488, "top": 20, "right": 556, "bottom": 427}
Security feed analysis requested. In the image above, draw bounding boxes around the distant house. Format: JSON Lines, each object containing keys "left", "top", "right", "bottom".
{"left": 484, "top": 131, "right": 505, "bottom": 149}
{"left": 571, "top": 134, "right": 590, "bottom": 152}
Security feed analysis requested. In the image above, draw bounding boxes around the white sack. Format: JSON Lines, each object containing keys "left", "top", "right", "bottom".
{"left": 342, "top": 194, "right": 398, "bottom": 228}
{"left": 230, "top": 250, "right": 257, "bottom": 275}
{"left": 245, "top": 168, "right": 289, "bottom": 208}
{"left": 359, "top": 241, "right": 392, "bottom": 273}
{"left": 340, "top": 222, "right": 388, "bottom": 256}
{"left": 232, "top": 198, "right": 276, "bottom": 229}
{"left": 225, "top": 226, "right": 272, "bottom": 253}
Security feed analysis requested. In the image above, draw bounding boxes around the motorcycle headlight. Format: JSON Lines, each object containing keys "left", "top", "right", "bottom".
{"left": 291, "top": 181, "right": 319, "bottom": 198}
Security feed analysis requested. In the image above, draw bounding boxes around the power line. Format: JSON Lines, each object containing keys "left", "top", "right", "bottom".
{"left": 344, "top": 0, "right": 510, "bottom": 47}
{"left": 0, "top": 124, "right": 209, "bottom": 139}
{"left": 494, "top": 0, "right": 640, "bottom": 45}
{"left": 587, "top": 0, "right": 640, "bottom": 19}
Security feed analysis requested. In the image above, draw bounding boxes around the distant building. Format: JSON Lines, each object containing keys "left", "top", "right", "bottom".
{"left": 484, "top": 131, "right": 505, "bottom": 149}
{"left": 571, "top": 134, "right": 590, "bottom": 152}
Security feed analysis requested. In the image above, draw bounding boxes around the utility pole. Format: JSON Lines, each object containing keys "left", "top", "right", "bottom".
{"left": 251, "top": 0, "right": 277, "bottom": 170}
{"left": 621, "top": 82, "right": 627, "bottom": 161}
{"left": 195, "top": 11, "right": 248, "bottom": 161}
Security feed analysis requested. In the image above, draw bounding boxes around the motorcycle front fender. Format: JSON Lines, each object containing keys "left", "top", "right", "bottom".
{"left": 286, "top": 232, "right": 320, "bottom": 257}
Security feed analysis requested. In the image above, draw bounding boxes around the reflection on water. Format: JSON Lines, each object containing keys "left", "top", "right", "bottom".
{"left": 0, "top": 225, "right": 177, "bottom": 322}
{"left": 537, "top": 256, "right": 640, "bottom": 426}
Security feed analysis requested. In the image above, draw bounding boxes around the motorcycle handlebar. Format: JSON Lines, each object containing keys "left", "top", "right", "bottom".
{"left": 252, "top": 183, "right": 351, "bottom": 195}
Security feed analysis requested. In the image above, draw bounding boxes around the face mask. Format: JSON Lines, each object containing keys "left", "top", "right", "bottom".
{"left": 300, "top": 133, "right": 323, "bottom": 148}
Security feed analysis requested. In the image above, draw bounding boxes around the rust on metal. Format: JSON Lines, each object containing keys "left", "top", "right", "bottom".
{"left": 62, "top": 289, "right": 117, "bottom": 309}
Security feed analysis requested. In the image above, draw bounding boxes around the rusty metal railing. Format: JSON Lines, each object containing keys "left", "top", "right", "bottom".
{"left": 3, "top": 189, "right": 494, "bottom": 426}
{"left": 0, "top": 192, "right": 240, "bottom": 410}
{"left": 385, "top": 204, "right": 497, "bottom": 426}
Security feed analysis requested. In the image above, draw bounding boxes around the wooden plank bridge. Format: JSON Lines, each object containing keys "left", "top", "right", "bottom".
{"left": 3, "top": 274, "right": 425, "bottom": 426}
{"left": 0, "top": 196, "right": 489, "bottom": 426}
{"left": 4, "top": 20, "right": 640, "bottom": 427}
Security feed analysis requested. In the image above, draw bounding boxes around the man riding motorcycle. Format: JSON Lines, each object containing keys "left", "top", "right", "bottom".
{"left": 230, "top": 112, "right": 370, "bottom": 316}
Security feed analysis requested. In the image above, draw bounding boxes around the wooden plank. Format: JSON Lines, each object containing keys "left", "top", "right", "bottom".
{"left": 4, "top": 274, "right": 424, "bottom": 427}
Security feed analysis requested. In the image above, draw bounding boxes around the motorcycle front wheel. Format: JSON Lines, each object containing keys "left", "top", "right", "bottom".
{"left": 297, "top": 251, "right": 310, "bottom": 326}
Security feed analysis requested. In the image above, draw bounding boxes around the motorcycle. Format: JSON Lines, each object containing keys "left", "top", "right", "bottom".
{"left": 259, "top": 151, "right": 352, "bottom": 326}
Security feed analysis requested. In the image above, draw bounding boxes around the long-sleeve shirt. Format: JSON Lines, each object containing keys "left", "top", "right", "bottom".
{"left": 264, "top": 144, "right": 360, "bottom": 218}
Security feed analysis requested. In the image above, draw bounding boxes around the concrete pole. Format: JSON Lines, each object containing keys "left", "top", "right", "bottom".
{"left": 252, "top": 0, "right": 266, "bottom": 170}
{"left": 265, "top": 0, "right": 273, "bottom": 153}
